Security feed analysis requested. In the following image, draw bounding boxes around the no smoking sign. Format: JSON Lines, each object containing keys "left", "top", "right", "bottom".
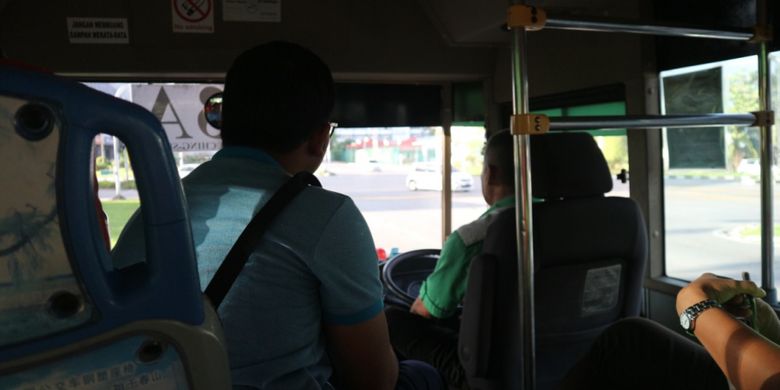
{"left": 172, "top": 0, "right": 214, "bottom": 33}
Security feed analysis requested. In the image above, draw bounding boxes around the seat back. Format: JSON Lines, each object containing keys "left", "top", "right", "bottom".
{"left": 459, "top": 216, "right": 521, "bottom": 390}
{"left": 459, "top": 132, "right": 648, "bottom": 390}
{"left": 0, "top": 65, "right": 230, "bottom": 388}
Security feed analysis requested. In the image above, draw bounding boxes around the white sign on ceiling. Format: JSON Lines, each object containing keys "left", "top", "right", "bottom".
{"left": 67, "top": 18, "right": 129, "bottom": 44}
{"left": 223, "top": 0, "right": 281, "bottom": 22}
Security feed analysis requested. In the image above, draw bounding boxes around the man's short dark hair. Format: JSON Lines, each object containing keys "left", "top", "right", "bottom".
{"left": 221, "top": 41, "right": 335, "bottom": 153}
{"left": 485, "top": 130, "right": 515, "bottom": 187}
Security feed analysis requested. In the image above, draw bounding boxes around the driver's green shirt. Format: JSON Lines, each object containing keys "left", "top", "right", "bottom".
{"left": 418, "top": 196, "right": 515, "bottom": 318}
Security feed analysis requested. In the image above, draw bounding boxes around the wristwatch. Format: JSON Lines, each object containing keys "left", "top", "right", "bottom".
{"left": 679, "top": 299, "right": 722, "bottom": 333}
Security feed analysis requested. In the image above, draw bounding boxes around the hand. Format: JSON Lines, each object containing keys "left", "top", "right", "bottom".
{"left": 721, "top": 293, "right": 780, "bottom": 341}
{"left": 410, "top": 297, "right": 432, "bottom": 318}
{"left": 753, "top": 298, "right": 780, "bottom": 344}
{"left": 676, "top": 273, "right": 766, "bottom": 316}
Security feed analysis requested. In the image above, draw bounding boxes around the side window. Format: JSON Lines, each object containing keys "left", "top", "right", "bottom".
{"left": 660, "top": 55, "right": 767, "bottom": 282}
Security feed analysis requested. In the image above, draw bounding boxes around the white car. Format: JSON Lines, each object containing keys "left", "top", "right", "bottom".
{"left": 736, "top": 159, "right": 780, "bottom": 182}
{"left": 737, "top": 158, "right": 760, "bottom": 177}
{"left": 405, "top": 164, "right": 474, "bottom": 192}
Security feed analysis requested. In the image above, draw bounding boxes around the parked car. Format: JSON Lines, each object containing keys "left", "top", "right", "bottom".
{"left": 737, "top": 158, "right": 780, "bottom": 182}
{"left": 405, "top": 163, "right": 474, "bottom": 192}
{"left": 737, "top": 158, "right": 760, "bottom": 177}
{"left": 366, "top": 159, "right": 382, "bottom": 172}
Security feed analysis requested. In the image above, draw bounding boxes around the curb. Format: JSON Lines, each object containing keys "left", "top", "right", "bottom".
{"left": 665, "top": 175, "right": 738, "bottom": 181}
{"left": 714, "top": 226, "right": 780, "bottom": 247}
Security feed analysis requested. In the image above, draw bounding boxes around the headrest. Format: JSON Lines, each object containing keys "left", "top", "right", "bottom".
{"left": 531, "top": 132, "right": 613, "bottom": 199}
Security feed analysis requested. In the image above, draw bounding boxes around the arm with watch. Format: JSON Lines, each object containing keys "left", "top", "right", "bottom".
{"left": 677, "top": 273, "right": 780, "bottom": 390}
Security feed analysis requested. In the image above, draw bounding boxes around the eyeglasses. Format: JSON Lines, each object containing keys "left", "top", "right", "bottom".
{"left": 328, "top": 122, "right": 338, "bottom": 138}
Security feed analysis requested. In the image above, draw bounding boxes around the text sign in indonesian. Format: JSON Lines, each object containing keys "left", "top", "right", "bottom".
{"left": 67, "top": 18, "right": 129, "bottom": 44}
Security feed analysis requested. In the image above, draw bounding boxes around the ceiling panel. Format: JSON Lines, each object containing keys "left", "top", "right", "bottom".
{"left": 418, "top": 0, "right": 644, "bottom": 45}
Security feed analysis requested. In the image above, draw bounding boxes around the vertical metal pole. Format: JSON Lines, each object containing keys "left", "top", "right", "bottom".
{"left": 510, "top": 6, "right": 535, "bottom": 388}
{"left": 112, "top": 136, "right": 124, "bottom": 200}
{"left": 112, "top": 87, "right": 129, "bottom": 201}
{"left": 122, "top": 149, "right": 129, "bottom": 182}
{"left": 442, "top": 83, "right": 453, "bottom": 242}
{"left": 757, "top": 0, "right": 775, "bottom": 302}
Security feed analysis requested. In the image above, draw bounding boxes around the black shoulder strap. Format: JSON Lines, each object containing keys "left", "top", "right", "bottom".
{"left": 205, "top": 171, "right": 321, "bottom": 309}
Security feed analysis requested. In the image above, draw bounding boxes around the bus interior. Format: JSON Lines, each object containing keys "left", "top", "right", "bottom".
{"left": 1, "top": 0, "right": 779, "bottom": 389}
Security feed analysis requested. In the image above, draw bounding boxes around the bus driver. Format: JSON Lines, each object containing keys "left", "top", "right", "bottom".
{"left": 386, "top": 130, "right": 516, "bottom": 389}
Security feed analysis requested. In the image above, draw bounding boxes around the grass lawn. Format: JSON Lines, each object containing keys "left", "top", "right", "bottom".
{"left": 739, "top": 225, "right": 780, "bottom": 239}
{"left": 102, "top": 200, "right": 140, "bottom": 247}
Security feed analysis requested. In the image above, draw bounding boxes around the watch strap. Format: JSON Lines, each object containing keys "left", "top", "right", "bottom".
{"left": 682, "top": 298, "right": 722, "bottom": 333}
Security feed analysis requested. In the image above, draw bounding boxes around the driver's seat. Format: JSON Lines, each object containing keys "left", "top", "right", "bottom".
{"left": 458, "top": 132, "right": 648, "bottom": 390}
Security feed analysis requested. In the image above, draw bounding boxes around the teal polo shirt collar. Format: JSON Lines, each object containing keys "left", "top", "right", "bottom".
{"left": 213, "top": 146, "right": 281, "bottom": 169}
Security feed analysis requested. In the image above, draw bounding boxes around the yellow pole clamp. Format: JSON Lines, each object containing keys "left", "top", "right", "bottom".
{"left": 750, "top": 25, "right": 773, "bottom": 43}
{"left": 511, "top": 114, "right": 550, "bottom": 135}
{"left": 752, "top": 110, "right": 775, "bottom": 127}
{"left": 507, "top": 4, "right": 547, "bottom": 31}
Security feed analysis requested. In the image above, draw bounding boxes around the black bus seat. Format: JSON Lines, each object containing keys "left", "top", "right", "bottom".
{"left": 0, "top": 65, "right": 230, "bottom": 388}
{"left": 459, "top": 132, "right": 648, "bottom": 390}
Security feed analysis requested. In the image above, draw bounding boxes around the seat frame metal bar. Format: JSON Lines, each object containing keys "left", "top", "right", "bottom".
{"left": 510, "top": 1, "right": 536, "bottom": 388}
{"left": 548, "top": 113, "right": 757, "bottom": 131}
{"left": 545, "top": 18, "right": 754, "bottom": 41}
{"left": 757, "top": 0, "right": 775, "bottom": 303}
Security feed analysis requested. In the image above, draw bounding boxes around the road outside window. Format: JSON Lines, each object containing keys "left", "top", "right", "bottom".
{"left": 321, "top": 126, "right": 486, "bottom": 259}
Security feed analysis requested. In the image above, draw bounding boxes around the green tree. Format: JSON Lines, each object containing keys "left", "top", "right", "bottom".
{"left": 329, "top": 138, "right": 354, "bottom": 162}
{"left": 726, "top": 69, "right": 759, "bottom": 170}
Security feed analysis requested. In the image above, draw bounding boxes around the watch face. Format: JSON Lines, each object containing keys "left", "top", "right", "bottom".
{"left": 680, "top": 313, "right": 691, "bottom": 330}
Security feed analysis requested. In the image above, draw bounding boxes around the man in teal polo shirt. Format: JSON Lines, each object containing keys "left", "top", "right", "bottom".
{"left": 114, "top": 41, "right": 443, "bottom": 390}
{"left": 387, "top": 130, "right": 515, "bottom": 389}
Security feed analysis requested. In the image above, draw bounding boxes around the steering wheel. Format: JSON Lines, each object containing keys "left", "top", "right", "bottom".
{"left": 380, "top": 249, "right": 440, "bottom": 309}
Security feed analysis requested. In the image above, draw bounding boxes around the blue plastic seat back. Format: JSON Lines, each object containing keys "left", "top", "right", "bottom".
{"left": 0, "top": 65, "right": 229, "bottom": 389}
